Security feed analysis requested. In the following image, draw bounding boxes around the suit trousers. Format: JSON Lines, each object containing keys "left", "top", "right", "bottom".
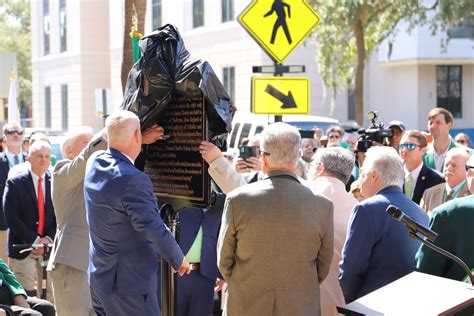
{"left": 50, "top": 263, "right": 94, "bottom": 316}
{"left": 90, "top": 286, "right": 160, "bottom": 316}
{"left": 9, "top": 254, "right": 53, "bottom": 302}
{"left": 177, "top": 271, "right": 215, "bottom": 316}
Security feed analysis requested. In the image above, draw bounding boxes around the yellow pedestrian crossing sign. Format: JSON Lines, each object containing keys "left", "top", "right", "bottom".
{"left": 252, "top": 76, "right": 309, "bottom": 114}
{"left": 239, "top": 0, "right": 321, "bottom": 63}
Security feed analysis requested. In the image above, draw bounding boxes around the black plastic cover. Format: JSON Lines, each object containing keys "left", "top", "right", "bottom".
{"left": 121, "top": 24, "right": 236, "bottom": 148}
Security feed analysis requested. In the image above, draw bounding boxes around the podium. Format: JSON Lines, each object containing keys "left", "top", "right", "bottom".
{"left": 337, "top": 272, "right": 474, "bottom": 315}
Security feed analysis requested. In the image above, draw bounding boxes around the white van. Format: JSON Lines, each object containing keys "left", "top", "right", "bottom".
{"left": 227, "top": 112, "right": 339, "bottom": 150}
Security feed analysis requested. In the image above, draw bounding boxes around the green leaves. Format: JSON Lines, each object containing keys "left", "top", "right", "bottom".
{"left": 0, "top": 0, "right": 32, "bottom": 109}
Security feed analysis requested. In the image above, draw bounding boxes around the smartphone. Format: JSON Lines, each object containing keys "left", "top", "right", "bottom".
{"left": 239, "top": 146, "right": 257, "bottom": 160}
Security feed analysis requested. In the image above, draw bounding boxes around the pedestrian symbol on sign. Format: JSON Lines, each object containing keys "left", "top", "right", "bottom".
{"left": 264, "top": 0, "right": 292, "bottom": 45}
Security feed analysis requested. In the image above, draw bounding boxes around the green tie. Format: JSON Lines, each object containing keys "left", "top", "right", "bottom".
{"left": 405, "top": 174, "right": 414, "bottom": 199}
{"left": 186, "top": 226, "right": 203, "bottom": 263}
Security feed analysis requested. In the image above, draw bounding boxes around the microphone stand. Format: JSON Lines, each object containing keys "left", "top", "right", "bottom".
{"left": 407, "top": 230, "right": 474, "bottom": 287}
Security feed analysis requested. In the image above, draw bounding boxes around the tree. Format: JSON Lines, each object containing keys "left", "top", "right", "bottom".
{"left": 121, "top": 0, "right": 147, "bottom": 94}
{"left": 310, "top": 0, "right": 474, "bottom": 125}
{"left": 0, "top": 0, "right": 32, "bottom": 117}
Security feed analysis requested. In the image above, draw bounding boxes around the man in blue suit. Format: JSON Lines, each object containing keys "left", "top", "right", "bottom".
{"left": 176, "top": 192, "right": 225, "bottom": 316}
{"left": 84, "top": 110, "right": 191, "bottom": 316}
{"left": 3, "top": 140, "right": 56, "bottom": 299}
{"left": 339, "top": 146, "right": 429, "bottom": 303}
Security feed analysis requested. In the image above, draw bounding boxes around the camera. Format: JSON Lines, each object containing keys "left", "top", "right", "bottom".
{"left": 239, "top": 145, "right": 257, "bottom": 160}
{"left": 356, "top": 111, "right": 393, "bottom": 152}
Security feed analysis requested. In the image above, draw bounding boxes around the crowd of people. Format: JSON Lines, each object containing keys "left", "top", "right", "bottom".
{"left": 0, "top": 106, "right": 471, "bottom": 315}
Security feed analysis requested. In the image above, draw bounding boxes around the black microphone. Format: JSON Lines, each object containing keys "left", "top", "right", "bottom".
{"left": 386, "top": 205, "right": 438, "bottom": 241}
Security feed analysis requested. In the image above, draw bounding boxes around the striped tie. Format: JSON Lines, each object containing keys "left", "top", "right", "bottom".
{"left": 13, "top": 155, "right": 19, "bottom": 165}
{"left": 37, "top": 177, "right": 45, "bottom": 236}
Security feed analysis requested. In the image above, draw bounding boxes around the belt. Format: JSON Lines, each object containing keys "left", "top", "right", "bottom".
{"left": 189, "top": 263, "right": 200, "bottom": 271}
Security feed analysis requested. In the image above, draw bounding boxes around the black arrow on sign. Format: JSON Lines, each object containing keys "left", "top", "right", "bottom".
{"left": 264, "top": 84, "right": 297, "bottom": 109}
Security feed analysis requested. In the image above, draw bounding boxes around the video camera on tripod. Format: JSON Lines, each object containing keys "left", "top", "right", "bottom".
{"left": 356, "top": 111, "right": 393, "bottom": 152}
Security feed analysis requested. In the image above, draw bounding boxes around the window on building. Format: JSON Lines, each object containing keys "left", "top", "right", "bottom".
{"left": 193, "top": 0, "right": 204, "bottom": 28}
{"left": 437, "top": 65, "right": 462, "bottom": 118}
{"left": 152, "top": 0, "right": 162, "bottom": 30}
{"left": 222, "top": 0, "right": 233, "bottom": 22}
{"left": 45, "top": 86, "right": 51, "bottom": 128}
{"left": 223, "top": 67, "right": 235, "bottom": 101}
{"left": 59, "top": 0, "right": 67, "bottom": 52}
{"left": 61, "top": 85, "right": 68, "bottom": 130}
{"left": 43, "top": 0, "right": 50, "bottom": 55}
{"left": 448, "top": 14, "right": 474, "bottom": 38}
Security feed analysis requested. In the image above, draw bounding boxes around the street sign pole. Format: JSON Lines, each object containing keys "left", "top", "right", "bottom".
{"left": 274, "top": 62, "right": 283, "bottom": 123}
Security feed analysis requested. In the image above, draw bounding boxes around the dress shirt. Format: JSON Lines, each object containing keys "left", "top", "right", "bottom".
{"left": 5, "top": 150, "right": 23, "bottom": 167}
{"left": 427, "top": 143, "right": 449, "bottom": 172}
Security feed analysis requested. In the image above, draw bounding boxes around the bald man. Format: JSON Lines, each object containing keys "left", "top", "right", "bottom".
{"left": 84, "top": 110, "right": 190, "bottom": 315}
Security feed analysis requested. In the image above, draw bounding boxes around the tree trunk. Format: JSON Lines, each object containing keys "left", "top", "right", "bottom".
{"left": 354, "top": 18, "right": 366, "bottom": 126}
{"left": 121, "top": 0, "right": 147, "bottom": 94}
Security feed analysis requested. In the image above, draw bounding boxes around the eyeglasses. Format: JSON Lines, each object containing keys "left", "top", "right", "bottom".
{"left": 465, "top": 165, "right": 474, "bottom": 172}
{"left": 328, "top": 134, "right": 340, "bottom": 139}
{"left": 399, "top": 143, "right": 420, "bottom": 151}
{"left": 456, "top": 140, "right": 467, "bottom": 144}
{"left": 259, "top": 149, "right": 270, "bottom": 156}
{"left": 5, "top": 130, "right": 24, "bottom": 136}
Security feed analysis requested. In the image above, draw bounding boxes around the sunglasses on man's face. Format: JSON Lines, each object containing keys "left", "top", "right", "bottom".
{"left": 466, "top": 165, "right": 474, "bottom": 172}
{"left": 5, "top": 130, "right": 24, "bottom": 136}
{"left": 399, "top": 143, "right": 420, "bottom": 151}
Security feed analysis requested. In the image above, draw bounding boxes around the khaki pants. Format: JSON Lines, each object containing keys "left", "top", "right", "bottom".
{"left": 9, "top": 253, "right": 53, "bottom": 302}
{"left": 0, "top": 230, "right": 8, "bottom": 263}
{"left": 50, "top": 263, "right": 94, "bottom": 316}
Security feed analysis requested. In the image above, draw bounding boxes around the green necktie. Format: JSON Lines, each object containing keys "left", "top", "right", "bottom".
{"left": 405, "top": 174, "right": 414, "bottom": 199}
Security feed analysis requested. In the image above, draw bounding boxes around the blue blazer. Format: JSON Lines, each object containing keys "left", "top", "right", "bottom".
{"left": 178, "top": 193, "right": 224, "bottom": 281}
{"left": 339, "top": 186, "right": 429, "bottom": 303}
{"left": 0, "top": 152, "right": 27, "bottom": 230}
{"left": 410, "top": 164, "right": 444, "bottom": 204}
{"left": 3, "top": 170, "right": 56, "bottom": 259}
{"left": 84, "top": 148, "right": 184, "bottom": 296}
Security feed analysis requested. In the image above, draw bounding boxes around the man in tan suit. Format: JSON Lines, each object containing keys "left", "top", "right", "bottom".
{"left": 218, "top": 122, "right": 334, "bottom": 316}
{"left": 421, "top": 147, "right": 471, "bottom": 216}
{"left": 308, "top": 147, "right": 357, "bottom": 316}
{"left": 48, "top": 125, "right": 164, "bottom": 316}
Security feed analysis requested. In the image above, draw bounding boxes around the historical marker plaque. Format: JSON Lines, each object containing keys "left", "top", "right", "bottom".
{"left": 144, "top": 94, "right": 210, "bottom": 208}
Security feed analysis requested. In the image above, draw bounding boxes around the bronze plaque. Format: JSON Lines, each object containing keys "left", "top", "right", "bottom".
{"left": 144, "top": 94, "right": 210, "bottom": 208}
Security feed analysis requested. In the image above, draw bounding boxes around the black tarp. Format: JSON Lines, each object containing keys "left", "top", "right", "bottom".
{"left": 121, "top": 24, "right": 236, "bottom": 148}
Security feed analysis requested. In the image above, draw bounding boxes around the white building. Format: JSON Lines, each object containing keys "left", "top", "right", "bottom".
{"left": 31, "top": 0, "right": 474, "bottom": 134}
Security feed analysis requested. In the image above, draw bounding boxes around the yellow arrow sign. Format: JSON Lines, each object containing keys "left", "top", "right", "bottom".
{"left": 239, "top": 0, "right": 321, "bottom": 63}
{"left": 252, "top": 77, "right": 309, "bottom": 114}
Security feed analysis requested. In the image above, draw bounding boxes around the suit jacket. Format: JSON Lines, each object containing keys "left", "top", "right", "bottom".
{"left": 47, "top": 135, "right": 107, "bottom": 273}
{"left": 3, "top": 170, "right": 56, "bottom": 260}
{"left": 218, "top": 170, "right": 334, "bottom": 316}
{"left": 0, "top": 152, "right": 27, "bottom": 230}
{"left": 310, "top": 177, "right": 357, "bottom": 316}
{"left": 339, "top": 186, "right": 429, "bottom": 303}
{"left": 420, "top": 181, "right": 471, "bottom": 216}
{"left": 416, "top": 195, "right": 474, "bottom": 281}
{"left": 84, "top": 148, "right": 184, "bottom": 296}
{"left": 178, "top": 196, "right": 224, "bottom": 281}
{"left": 409, "top": 163, "right": 444, "bottom": 204}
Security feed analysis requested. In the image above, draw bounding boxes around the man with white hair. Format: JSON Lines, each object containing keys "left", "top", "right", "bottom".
{"left": 84, "top": 110, "right": 190, "bottom": 315}
{"left": 308, "top": 147, "right": 357, "bottom": 316}
{"left": 4, "top": 140, "right": 56, "bottom": 299}
{"left": 218, "top": 122, "right": 334, "bottom": 316}
{"left": 420, "top": 147, "right": 471, "bottom": 216}
{"left": 416, "top": 153, "right": 474, "bottom": 281}
{"left": 339, "top": 146, "right": 429, "bottom": 303}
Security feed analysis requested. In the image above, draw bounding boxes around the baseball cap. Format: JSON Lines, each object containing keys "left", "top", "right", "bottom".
{"left": 388, "top": 120, "right": 406, "bottom": 132}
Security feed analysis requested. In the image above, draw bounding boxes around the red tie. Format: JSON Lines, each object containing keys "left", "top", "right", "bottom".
{"left": 37, "top": 177, "right": 45, "bottom": 236}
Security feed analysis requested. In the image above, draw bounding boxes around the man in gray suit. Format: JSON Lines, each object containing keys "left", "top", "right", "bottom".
{"left": 47, "top": 125, "right": 164, "bottom": 316}
{"left": 218, "top": 122, "right": 334, "bottom": 316}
